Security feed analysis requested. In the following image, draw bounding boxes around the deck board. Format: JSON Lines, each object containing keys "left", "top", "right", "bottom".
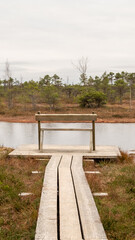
{"left": 71, "top": 155, "right": 108, "bottom": 240}
{"left": 35, "top": 155, "right": 61, "bottom": 240}
{"left": 59, "top": 155, "right": 82, "bottom": 240}
{"left": 9, "top": 144, "right": 121, "bottom": 159}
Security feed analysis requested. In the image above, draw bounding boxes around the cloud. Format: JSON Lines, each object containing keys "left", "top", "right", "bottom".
{"left": 0, "top": 0, "right": 135, "bottom": 82}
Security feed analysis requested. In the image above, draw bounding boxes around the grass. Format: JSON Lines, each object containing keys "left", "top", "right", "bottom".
{"left": 0, "top": 148, "right": 48, "bottom": 240}
{"left": 1, "top": 100, "right": 135, "bottom": 123}
{"left": 1, "top": 147, "right": 135, "bottom": 239}
{"left": 84, "top": 152, "right": 135, "bottom": 240}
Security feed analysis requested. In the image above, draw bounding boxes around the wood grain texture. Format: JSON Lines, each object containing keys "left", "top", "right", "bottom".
{"left": 59, "top": 155, "right": 82, "bottom": 240}
{"left": 41, "top": 128, "right": 92, "bottom": 131}
{"left": 71, "top": 155, "right": 108, "bottom": 240}
{"left": 35, "top": 113, "right": 97, "bottom": 122}
{"left": 35, "top": 155, "right": 61, "bottom": 240}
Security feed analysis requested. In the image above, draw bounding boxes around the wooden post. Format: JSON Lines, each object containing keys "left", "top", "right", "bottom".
{"left": 89, "top": 130, "right": 92, "bottom": 152}
{"left": 92, "top": 112, "right": 95, "bottom": 151}
{"left": 37, "top": 112, "right": 41, "bottom": 150}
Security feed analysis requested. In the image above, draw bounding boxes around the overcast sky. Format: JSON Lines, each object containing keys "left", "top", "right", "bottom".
{"left": 0, "top": 0, "right": 135, "bottom": 83}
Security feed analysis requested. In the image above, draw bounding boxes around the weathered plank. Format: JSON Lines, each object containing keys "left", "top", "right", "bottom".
{"left": 85, "top": 171, "right": 101, "bottom": 174}
{"left": 31, "top": 171, "right": 43, "bottom": 174}
{"left": 35, "top": 155, "right": 61, "bottom": 240}
{"left": 59, "top": 155, "right": 82, "bottom": 240}
{"left": 93, "top": 192, "right": 108, "bottom": 197}
{"left": 71, "top": 155, "right": 108, "bottom": 240}
{"left": 18, "top": 192, "right": 33, "bottom": 196}
{"left": 41, "top": 128, "right": 92, "bottom": 131}
{"left": 35, "top": 113, "right": 97, "bottom": 122}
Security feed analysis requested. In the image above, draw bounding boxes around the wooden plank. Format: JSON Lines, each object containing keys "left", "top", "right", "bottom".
{"left": 18, "top": 192, "right": 33, "bottom": 196}
{"left": 31, "top": 171, "right": 43, "bottom": 174}
{"left": 85, "top": 171, "right": 101, "bottom": 174}
{"left": 92, "top": 119, "right": 96, "bottom": 150}
{"left": 40, "top": 130, "right": 44, "bottom": 150}
{"left": 35, "top": 113, "right": 97, "bottom": 122}
{"left": 38, "top": 121, "right": 41, "bottom": 150}
{"left": 41, "top": 128, "right": 92, "bottom": 131}
{"left": 93, "top": 193, "right": 108, "bottom": 197}
{"left": 59, "top": 155, "right": 82, "bottom": 240}
{"left": 35, "top": 155, "right": 61, "bottom": 240}
{"left": 71, "top": 156, "right": 108, "bottom": 240}
{"left": 89, "top": 129, "right": 93, "bottom": 152}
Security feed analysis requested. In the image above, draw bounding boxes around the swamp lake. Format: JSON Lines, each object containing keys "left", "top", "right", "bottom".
{"left": 0, "top": 122, "right": 135, "bottom": 151}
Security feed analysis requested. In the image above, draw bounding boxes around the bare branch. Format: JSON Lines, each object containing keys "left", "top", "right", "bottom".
{"left": 5, "top": 60, "right": 11, "bottom": 80}
{"left": 72, "top": 57, "right": 88, "bottom": 85}
{"left": 72, "top": 57, "right": 88, "bottom": 74}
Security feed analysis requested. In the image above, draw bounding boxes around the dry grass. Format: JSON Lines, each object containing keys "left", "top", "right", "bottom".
{"left": 1, "top": 147, "right": 135, "bottom": 239}
{"left": 1, "top": 101, "right": 135, "bottom": 123}
{"left": 84, "top": 153, "right": 135, "bottom": 240}
{"left": 0, "top": 148, "right": 48, "bottom": 240}
{"left": 117, "top": 150, "right": 134, "bottom": 163}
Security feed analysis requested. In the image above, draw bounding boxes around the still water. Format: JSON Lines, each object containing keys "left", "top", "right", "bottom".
{"left": 0, "top": 122, "right": 135, "bottom": 151}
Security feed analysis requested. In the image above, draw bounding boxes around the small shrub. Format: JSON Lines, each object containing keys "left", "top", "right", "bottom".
{"left": 79, "top": 90, "right": 106, "bottom": 108}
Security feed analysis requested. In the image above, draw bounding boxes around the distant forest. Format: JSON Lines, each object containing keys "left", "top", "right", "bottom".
{"left": 0, "top": 67, "right": 135, "bottom": 112}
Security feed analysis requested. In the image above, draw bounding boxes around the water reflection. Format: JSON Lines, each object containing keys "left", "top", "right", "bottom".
{"left": 0, "top": 122, "right": 135, "bottom": 151}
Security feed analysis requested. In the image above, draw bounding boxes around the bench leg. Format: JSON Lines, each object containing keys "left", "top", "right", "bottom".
{"left": 92, "top": 120, "right": 95, "bottom": 151}
{"left": 90, "top": 131, "right": 92, "bottom": 152}
{"left": 38, "top": 121, "right": 41, "bottom": 150}
{"left": 40, "top": 130, "right": 44, "bottom": 151}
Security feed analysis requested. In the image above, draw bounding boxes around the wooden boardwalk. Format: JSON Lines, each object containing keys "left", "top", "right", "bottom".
{"left": 35, "top": 155, "right": 108, "bottom": 240}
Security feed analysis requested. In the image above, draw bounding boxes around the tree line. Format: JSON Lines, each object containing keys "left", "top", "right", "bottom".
{"left": 0, "top": 71, "right": 135, "bottom": 111}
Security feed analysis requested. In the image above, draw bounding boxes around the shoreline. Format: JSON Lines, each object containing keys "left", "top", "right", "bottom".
{"left": 0, "top": 115, "right": 135, "bottom": 123}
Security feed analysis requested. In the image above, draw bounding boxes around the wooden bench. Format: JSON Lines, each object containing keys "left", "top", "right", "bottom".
{"left": 35, "top": 155, "right": 108, "bottom": 240}
{"left": 35, "top": 113, "right": 97, "bottom": 152}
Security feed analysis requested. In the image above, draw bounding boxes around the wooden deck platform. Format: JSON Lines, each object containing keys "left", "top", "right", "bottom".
{"left": 9, "top": 144, "right": 120, "bottom": 159}
{"left": 35, "top": 154, "right": 108, "bottom": 240}
{"left": 9, "top": 144, "right": 120, "bottom": 239}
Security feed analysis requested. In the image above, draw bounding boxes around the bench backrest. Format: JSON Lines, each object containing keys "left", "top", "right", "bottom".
{"left": 35, "top": 113, "right": 97, "bottom": 122}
